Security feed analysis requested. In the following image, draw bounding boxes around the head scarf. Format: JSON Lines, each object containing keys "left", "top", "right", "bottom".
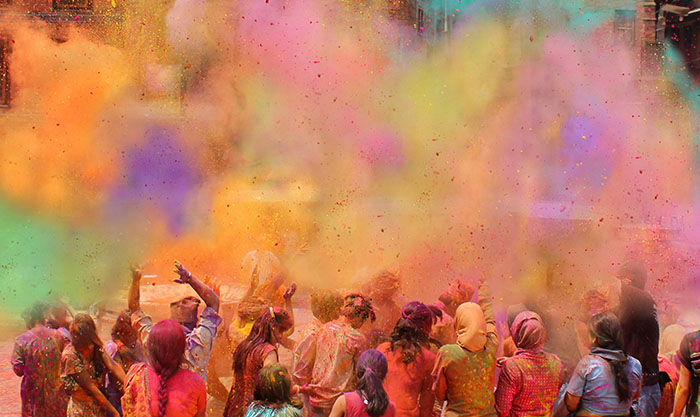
{"left": 510, "top": 311, "right": 546, "bottom": 353}
{"left": 454, "top": 302, "right": 487, "bottom": 352}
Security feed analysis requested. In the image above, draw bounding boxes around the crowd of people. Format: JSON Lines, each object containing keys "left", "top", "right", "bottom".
{"left": 10, "top": 254, "right": 700, "bottom": 417}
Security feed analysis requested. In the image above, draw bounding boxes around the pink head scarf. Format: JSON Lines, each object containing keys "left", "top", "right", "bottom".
{"left": 510, "top": 311, "right": 546, "bottom": 353}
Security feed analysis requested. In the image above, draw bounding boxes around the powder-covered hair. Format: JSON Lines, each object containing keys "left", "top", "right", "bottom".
{"left": 589, "top": 312, "right": 632, "bottom": 402}
{"left": 233, "top": 306, "right": 293, "bottom": 375}
{"left": 310, "top": 289, "right": 344, "bottom": 323}
{"left": 342, "top": 294, "right": 376, "bottom": 323}
{"left": 70, "top": 314, "right": 106, "bottom": 378}
{"left": 355, "top": 349, "right": 390, "bottom": 417}
{"left": 148, "top": 320, "right": 186, "bottom": 417}
{"left": 254, "top": 363, "right": 293, "bottom": 405}
{"left": 111, "top": 310, "right": 138, "bottom": 347}
{"left": 23, "top": 301, "right": 49, "bottom": 329}
{"left": 390, "top": 302, "right": 433, "bottom": 364}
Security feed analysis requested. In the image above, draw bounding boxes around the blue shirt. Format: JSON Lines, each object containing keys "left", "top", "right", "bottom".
{"left": 567, "top": 352, "right": 642, "bottom": 416}
{"left": 245, "top": 402, "right": 301, "bottom": 417}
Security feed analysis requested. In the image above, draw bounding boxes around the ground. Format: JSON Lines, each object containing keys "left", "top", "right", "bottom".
{"left": 0, "top": 340, "right": 21, "bottom": 416}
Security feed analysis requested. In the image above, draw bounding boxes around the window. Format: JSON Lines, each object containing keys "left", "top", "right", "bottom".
{"left": 0, "top": 35, "right": 10, "bottom": 108}
{"left": 53, "top": 0, "right": 92, "bottom": 10}
{"left": 614, "top": 10, "right": 636, "bottom": 47}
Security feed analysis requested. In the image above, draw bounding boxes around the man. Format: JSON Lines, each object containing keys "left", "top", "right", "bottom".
{"left": 129, "top": 261, "right": 222, "bottom": 380}
{"left": 617, "top": 261, "right": 660, "bottom": 417}
{"left": 300, "top": 293, "right": 376, "bottom": 417}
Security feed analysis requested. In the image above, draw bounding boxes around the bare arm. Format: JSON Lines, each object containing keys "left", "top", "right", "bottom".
{"left": 673, "top": 366, "right": 691, "bottom": 417}
{"left": 75, "top": 369, "right": 120, "bottom": 417}
{"left": 328, "top": 394, "right": 347, "bottom": 417}
{"left": 127, "top": 267, "right": 141, "bottom": 312}
{"left": 565, "top": 392, "right": 581, "bottom": 412}
{"left": 100, "top": 349, "right": 126, "bottom": 385}
{"left": 174, "top": 262, "right": 220, "bottom": 312}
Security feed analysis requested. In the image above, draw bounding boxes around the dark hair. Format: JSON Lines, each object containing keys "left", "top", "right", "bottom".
{"left": 589, "top": 312, "right": 632, "bottom": 402}
{"left": 390, "top": 302, "right": 432, "bottom": 364}
{"left": 356, "top": 349, "right": 390, "bottom": 417}
{"left": 254, "top": 363, "right": 292, "bottom": 405}
{"left": 111, "top": 311, "right": 138, "bottom": 348}
{"left": 427, "top": 305, "right": 443, "bottom": 323}
{"left": 233, "top": 306, "right": 293, "bottom": 375}
{"left": 148, "top": 320, "right": 186, "bottom": 417}
{"left": 310, "top": 290, "right": 344, "bottom": 323}
{"left": 23, "top": 301, "right": 49, "bottom": 329}
{"left": 342, "top": 294, "right": 376, "bottom": 323}
{"left": 70, "top": 314, "right": 106, "bottom": 378}
{"left": 619, "top": 261, "right": 647, "bottom": 289}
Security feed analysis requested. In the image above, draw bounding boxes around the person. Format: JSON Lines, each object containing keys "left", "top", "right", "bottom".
{"left": 430, "top": 279, "right": 474, "bottom": 346}
{"left": 672, "top": 327, "right": 700, "bottom": 417}
{"left": 245, "top": 363, "right": 301, "bottom": 417}
{"left": 105, "top": 311, "right": 144, "bottom": 415}
{"left": 432, "top": 279, "right": 497, "bottom": 417}
{"left": 377, "top": 302, "right": 436, "bottom": 417}
{"left": 61, "top": 313, "right": 127, "bottom": 417}
{"left": 12, "top": 301, "right": 70, "bottom": 417}
{"left": 574, "top": 290, "right": 610, "bottom": 361}
{"left": 47, "top": 300, "right": 74, "bottom": 341}
{"left": 293, "top": 289, "right": 344, "bottom": 386}
{"left": 121, "top": 319, "right": 207, "bottom": 417}
{"left": 616, "top": 262, "right": 660, "bottom": 417}
{"left": 656, "top": 354, "right": 678, "bottom": 417}
{"left": 328, "top": 349, "right": 396, "bottom": 417}
{"left": 224, "top": 306, "right": 294, "bottom": 417}
{"left": 129, "top": 262, "right": 222, "bottom": 380}
{"left": 565, "top": 312, "right": 642, "bottom": 416}
{"left": 301, "top": 294, "right": 376, "bottom": 417}
{"left": 495, "top": 311, "right": 563, "bottom": 417}
{"left": 659, "top": 324, "right": 686, "bottom": 373}
{"left": 363, "top": 271, "right": 402, "bottom": 337}
{"left": 500, "top": 304, "right": 527, "bottom": 358}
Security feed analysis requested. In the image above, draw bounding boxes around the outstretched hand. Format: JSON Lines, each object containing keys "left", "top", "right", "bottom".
{"left": 173, "top": 260, "right": 192, "bottom": 284}
{"left": 130, "top": 265, "right": 142, "bottom": 282}
{"left": 203, "top": 275, "right": 221, "bottom": 297}
{"left": 284, "top": 282, "right": 297, "bottom": 300}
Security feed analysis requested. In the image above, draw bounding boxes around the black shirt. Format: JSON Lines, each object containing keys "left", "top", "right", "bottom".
{"left": 617, "top": 284, "right": 660, "bottom": 385}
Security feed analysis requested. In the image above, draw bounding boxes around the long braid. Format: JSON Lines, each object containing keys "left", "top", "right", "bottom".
{"left": 147, "top": 320, "right": 187, "bottom": 417}
{"left": 157, "top": 366, "right": 178, "bottom": 417}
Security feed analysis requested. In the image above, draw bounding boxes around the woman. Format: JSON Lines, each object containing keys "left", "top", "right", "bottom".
{"left": 495, "top": 311, "right": 563, "bottom": 417}
{"left": 432, "top": 280, "right": 498, "bottom": 417}
{"left": 224, "top": 306, "right": 294, "bottom": 417}
{"left": 328, "top": 349, "right": 396, "bottom": 417}
{"left": 245, "top": 363, "right": 301, "bottom": 417}
{"left": 105, "top": 311, "right": 143, "bottom": 415}
{"left": 565, "top": 312, "right": 642, "bottom": 416}
{"left": 61, "top": 313, "right": 126, "bottom": 417}
{"left": 377, "top": 302, "right": 436, "bottom": 417}
{"left": 121, "top": 319, "right": 207, "bottom": 417}
{"left": 12, "top": 301, "right": 70, "bottom": 417}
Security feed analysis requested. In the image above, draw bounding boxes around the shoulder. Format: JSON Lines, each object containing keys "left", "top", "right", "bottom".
{"left": 62, "top": 344, "right": 78, "bottom": 360}
{"left": 437, "top": 344, "right": 461, "bottom": 356}
{"left": 385, "top": 401, "right": 397, "bottom": 417}
{"left": 175, "top": 368, "right": 206, "bottom": 389}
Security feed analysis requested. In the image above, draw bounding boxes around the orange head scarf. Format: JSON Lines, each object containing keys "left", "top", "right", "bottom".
{"left": 454, "top": 302, "right": 487, "bottom": 352}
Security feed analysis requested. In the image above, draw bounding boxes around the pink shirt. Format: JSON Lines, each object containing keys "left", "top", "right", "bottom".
{"left": 122, "top": 363, "right": 206, "bottom": 417}
{"left": 345, "top": 391, "right": 396, "bottom": 417}
{"left": 377, "top": 342, "right": 436, "bottom": 417}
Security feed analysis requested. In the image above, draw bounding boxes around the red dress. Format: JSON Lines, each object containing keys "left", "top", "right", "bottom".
{"left": 377, "top": 343, "right": 436, "bottom": 417}
{"left": 345, "top": 391, "right": 396, "bottom": 417}
{"left": 225, "top": 343, "right": 277, "bottom": 417}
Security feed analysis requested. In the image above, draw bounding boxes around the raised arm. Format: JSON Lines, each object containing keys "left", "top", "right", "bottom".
{"left": 283, "top": 281, "right": 297, "bottom": 336}
{"left": 128, "top": 266, "right": 141, "bottom": 313}
{"left": 477, "top": 278, "right": 498, "bottom": 350}
{"left": 174, "top": 262, "right": 220, "bottom": 313}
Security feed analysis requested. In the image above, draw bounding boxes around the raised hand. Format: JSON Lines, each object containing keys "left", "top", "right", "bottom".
{"left": 284, "top": 282, "right": 297, "bottom": 300}
{"left": 130, "top": 265, "right": 142, "bottom": 282}
{"left": 173, "top": 260, "right": 192, "bottom": 284}
{"left": 203, "top": 275, "right": 221, "bottom": 297}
